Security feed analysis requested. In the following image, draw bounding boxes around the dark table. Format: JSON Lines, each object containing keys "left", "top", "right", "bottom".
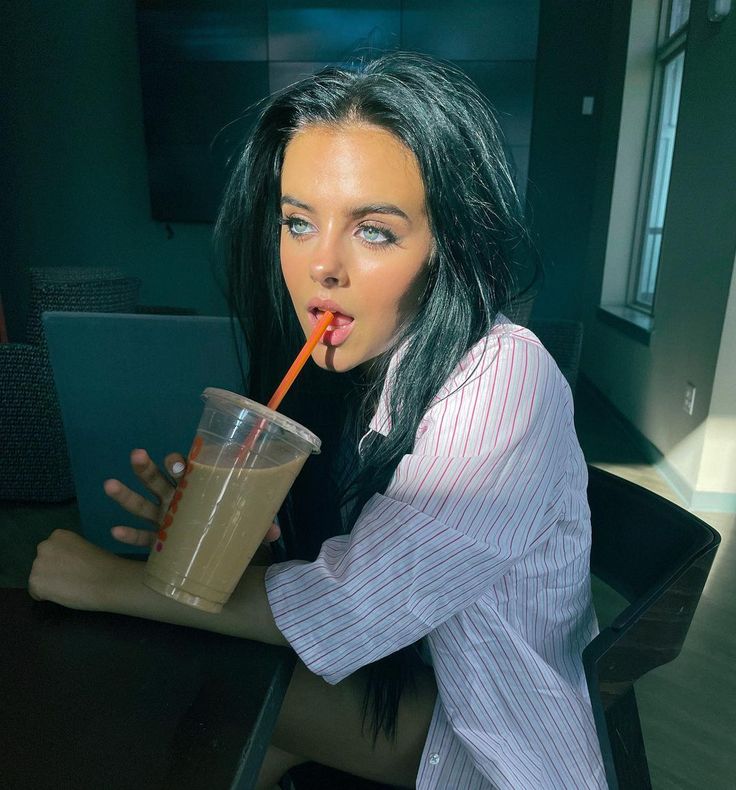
{"left": 0, "top": 588, "right": 296, "bottom": 790}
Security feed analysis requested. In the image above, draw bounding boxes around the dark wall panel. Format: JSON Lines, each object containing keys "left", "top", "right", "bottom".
{"left": 141, "top": 62, "right": 269, "bottom": 145}
{"left": 268, "top": 0, "right": 400, "bottom": 61}
{"left": 401, "top": 0, "right": 539, "bottom": 60}
{"left": 147, "top": 143, "right": 231, "bottom": 223}
{"left": 140, "top": 61, "right": 268, "bottom": 221}
{"left": 269, "top": 61, "right": 331, "bottom": 93}
{"left": 137, "top": 0, "right": 539, "bottom": 221}
{"left": 138, "top": 2, "right": 268, "bottom": 61}
{"left": 459, "top": 61, "right": 536, "bottom": 146}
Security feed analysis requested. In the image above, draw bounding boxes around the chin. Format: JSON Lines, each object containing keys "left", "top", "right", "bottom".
{"left": 310, "top": 341, "right": 391, "bottom": 375}
{"left": 311, "top": 348, "right": 360, "bottom": 373}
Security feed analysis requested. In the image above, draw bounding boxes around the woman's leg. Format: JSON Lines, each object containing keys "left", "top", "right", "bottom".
{"left": 257, "top": 744, "right": 305, "bottom": 789}
{"left": 256, "top": 659, "right": 437, "bottom": 789}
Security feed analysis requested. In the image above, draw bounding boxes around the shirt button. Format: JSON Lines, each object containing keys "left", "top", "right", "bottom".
{"left": 428, "top": 753, "right": 440, "bottom": 765}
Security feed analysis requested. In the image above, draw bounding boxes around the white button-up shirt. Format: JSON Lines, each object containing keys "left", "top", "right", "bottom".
{"left": 265, "top": 317, "right": 607, "bottom": 788}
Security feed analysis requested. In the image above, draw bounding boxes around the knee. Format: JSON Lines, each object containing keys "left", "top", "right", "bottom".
{"left": 256, "top": 744, "right": 306, "bottom": 790}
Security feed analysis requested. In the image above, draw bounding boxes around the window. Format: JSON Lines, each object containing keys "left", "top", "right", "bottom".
{"left": 629, "top": 0, "right": 689, "bottom": 312}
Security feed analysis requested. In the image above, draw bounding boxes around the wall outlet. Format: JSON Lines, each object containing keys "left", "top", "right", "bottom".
{"left": 683, "top": 383, "right": 696, "bottom": 415}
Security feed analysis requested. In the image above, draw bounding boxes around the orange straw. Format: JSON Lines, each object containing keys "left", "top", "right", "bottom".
{"left": 267, "top": 310, "right": 334, "bottom": 410}
{"left": 235, "top": 310, "right": 334, "bottom": 463}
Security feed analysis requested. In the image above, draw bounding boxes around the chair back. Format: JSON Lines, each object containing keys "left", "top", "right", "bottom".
{"left": 528, "top": 319, "right": 584, "bottom": 392}
{"left": 583, "top": 465, "right": 720, "bottom": 789}
{"left": 506, "top": 297, "right": 534, "bottom": 327}
{"left": 25, "top": 267, "right": 140, "bottom": 346}
{"left": 0, "top": 267, "right": 141, "bottom": 502}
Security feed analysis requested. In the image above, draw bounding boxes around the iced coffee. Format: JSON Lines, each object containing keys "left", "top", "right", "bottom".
{"left": 144, "top": 388, "right": 320, "bottom": 612}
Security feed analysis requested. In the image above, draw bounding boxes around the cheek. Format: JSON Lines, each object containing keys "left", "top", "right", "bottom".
{"left": 279, "top": 242, "right": 302, "bottom": 294}
{"left": 365, "top": 272, "right": 422, "bottom": 331}
{"left": 279, "top": 236, "right": 291, "bottom": 276}
{"left": 390, "top": 260, "right": 430, "bottom": 318}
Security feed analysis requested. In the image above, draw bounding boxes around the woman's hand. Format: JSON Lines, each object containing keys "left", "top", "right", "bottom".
{"left": 29, "top": 528, "right": 286, "bottom": 645}
{"left": 103, "top": 448, "right": 282, "bottom": 553}
{"left": 28, "top": 529, "right": 129, "bottom": 610}
{"left": 103, "top": 448, "right": 186, "bottom": 548}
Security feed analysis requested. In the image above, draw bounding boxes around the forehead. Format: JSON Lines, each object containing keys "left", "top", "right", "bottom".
{"left": 281, "top": 123, "right": 427, "bottom": 209}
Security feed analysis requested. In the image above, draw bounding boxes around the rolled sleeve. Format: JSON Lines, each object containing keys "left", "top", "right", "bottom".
{"left": 266, "top": 496, "right": 507, "bottom": 683}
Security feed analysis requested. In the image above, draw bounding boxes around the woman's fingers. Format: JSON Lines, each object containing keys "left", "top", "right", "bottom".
{"left": 110, "top": 525, "right": 157, "bottom": 548}
{"left": 264, "top": 522, "right": 281, "bottom": 542}
{"left": 164, "top": 452, "right": 188, "bottom": 482}
{"left": 130, "top": 449, "right": 175, "bottom": 503}
{"left": 103, "top": 478, "right": 160, "bottom": 523}
{"left": 105, "top": 449, "right": 186, "bottom": 528}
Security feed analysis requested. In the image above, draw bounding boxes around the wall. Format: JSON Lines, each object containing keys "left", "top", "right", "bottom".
{"left": 696, "top": 257, "right": 736, "bottom": 501}
{"left": 579, "top": 0, "right": 736, "bottom": 506}
{"left": 525, "top": 0, "right": 615, "bottom": 320}
{"left": 1, "top": 0, "right": 540, "bottom": 340}
{"left": 1, "top": 1, "right": 227, "bottom": 341}
{"left": 138, "top": 0, "right": 539, "bottom": 222}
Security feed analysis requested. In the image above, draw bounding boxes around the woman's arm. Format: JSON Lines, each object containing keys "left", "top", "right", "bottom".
{"left": 28, "top": 529, "right": 288, "bottom": 646}
{"left": 265, "top": 334, "right": 573, "bottom": 684}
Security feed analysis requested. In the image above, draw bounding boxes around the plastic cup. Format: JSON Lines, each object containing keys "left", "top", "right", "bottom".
{"left": 144, "top": 388, "right": 320, "bottom": 613}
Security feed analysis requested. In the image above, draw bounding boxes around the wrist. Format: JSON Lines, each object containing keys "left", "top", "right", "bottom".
{"left": 96, "top": 555, "right": 146, "bottom": 612}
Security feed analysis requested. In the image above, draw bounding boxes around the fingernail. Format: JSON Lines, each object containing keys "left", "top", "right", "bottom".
{"left": 171, "top": 462, "right": 186, "bottom": 475}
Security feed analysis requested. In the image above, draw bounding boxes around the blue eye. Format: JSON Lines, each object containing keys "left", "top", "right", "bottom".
{"left": 286, "top": 217, "right": 312, "bottom": 236}
{"left": 357, "top": 224, "right": 397, "bottom": 246}
{"left": 361, "top": 226, "right": 385, "bottom": 242}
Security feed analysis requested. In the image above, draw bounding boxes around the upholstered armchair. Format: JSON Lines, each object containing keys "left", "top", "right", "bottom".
{"left": 0, "top": 267, "right": 140, "bottom": 502}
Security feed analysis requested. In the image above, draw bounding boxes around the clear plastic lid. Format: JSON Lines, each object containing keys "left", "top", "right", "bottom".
{"left": 202, "top": 387, "right": 321, "bottom": 454}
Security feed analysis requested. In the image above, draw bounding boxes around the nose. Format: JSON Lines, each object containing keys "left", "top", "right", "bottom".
{"left": 309, "top": 236, "right": 348, "bottom": 288}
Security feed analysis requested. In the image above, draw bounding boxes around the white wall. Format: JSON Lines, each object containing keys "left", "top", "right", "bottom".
{"left": 693, "top": 258, "right": 736, "bottom": 503}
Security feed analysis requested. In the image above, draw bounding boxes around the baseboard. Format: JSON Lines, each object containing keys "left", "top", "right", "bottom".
{"left": 655, "top": 457, "right": 736, "bottom": 513}
{"left": 578, "top": 375, "right": 735, "bottom": 514}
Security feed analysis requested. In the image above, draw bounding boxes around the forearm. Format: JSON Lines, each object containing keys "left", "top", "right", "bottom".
{"left": 100, "top": 558, "right": 288, "bottom": 645}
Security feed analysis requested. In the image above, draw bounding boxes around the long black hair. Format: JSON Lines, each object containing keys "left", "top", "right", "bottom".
{"left": 215, "top": 51, "right": 538, "bottom": 743}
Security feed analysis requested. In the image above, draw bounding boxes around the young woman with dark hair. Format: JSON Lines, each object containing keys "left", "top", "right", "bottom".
{"left": 29, "top": 53, "right": 606, "bottom": 788}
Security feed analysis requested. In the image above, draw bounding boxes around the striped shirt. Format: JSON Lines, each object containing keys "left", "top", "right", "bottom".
{"left": 265, "top": 317, "right": 607, "bottom": 788}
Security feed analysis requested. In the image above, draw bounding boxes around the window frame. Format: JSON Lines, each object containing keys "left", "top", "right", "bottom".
{"left": 626, "top": 0, "right": 689, "bottom": 315}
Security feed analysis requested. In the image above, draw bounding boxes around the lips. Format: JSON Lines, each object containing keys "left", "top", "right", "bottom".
{"left": 307, "top": 300, "right": 355, "bottom": 347}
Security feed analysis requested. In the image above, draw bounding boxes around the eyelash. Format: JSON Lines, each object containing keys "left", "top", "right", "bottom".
{"left": 279, "top": 216, "right": 399, "bottom": 249}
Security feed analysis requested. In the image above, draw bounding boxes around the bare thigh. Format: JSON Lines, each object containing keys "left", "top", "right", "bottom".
{"left": 268, "top": 659, "right": 437, "bottom": 788}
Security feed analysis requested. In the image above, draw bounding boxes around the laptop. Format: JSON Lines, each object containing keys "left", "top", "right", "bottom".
{"left": 43, "top": 312, "right": 248, "bottom": 553}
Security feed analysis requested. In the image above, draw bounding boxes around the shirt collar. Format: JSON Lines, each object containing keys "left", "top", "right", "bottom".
{"left": 365, "top": 340, "right": 409, "bottom": 440}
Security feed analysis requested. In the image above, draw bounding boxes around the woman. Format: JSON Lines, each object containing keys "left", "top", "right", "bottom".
{"left": 29, "top": 53, "right": 606, "bottom": 788}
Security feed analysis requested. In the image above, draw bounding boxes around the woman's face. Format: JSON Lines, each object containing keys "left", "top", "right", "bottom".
{"left": 279, "top": 123, "right": 434, "bottom": 373}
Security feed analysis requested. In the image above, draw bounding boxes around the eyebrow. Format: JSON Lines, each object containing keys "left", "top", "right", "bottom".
{"left": 280, "top": 195, "right": 410, "bottom": 222}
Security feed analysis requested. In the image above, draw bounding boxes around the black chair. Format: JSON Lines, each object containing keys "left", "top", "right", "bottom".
{"left": 584, "top": 465, "right": 721, "bottom": 789}
{"left": 529, "top": 318, "right": 584, "bottom": 393}
{"left": 504, "top": 295, "right": 584, "bottom": 397}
